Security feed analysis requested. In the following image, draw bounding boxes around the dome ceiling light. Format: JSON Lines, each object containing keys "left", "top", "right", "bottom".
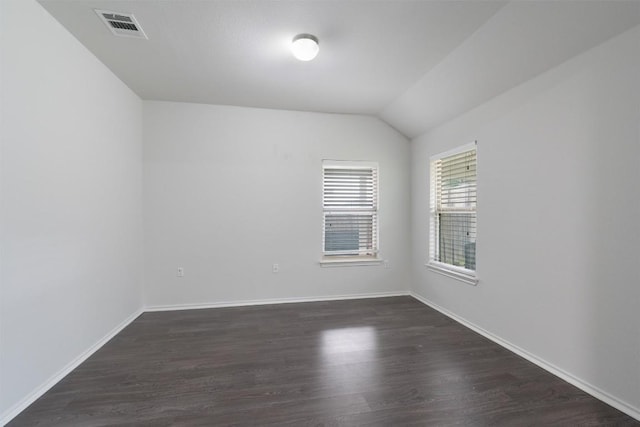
{"left": 291, "top": 34, "right": 319, "bottom": 61}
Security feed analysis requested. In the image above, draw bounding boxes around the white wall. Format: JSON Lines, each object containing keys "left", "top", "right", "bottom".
{"left": 0, "top": 0, "right": 143, "bottom": 420}
{"left": 411, "top": 26, "right": 640, "bottom": 414}
{"left": 143, "top": 101, "right": 410, "bottom": 308}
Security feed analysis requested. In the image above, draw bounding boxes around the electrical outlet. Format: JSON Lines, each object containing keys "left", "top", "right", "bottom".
{"left": 177, "top": 267, "right": 184, "bottom": 277}
{"left": 272, "top": 263, "right": 279, "bottom": 273}
{"left": 384, "top": 260, "right": 390, "bottom": 269}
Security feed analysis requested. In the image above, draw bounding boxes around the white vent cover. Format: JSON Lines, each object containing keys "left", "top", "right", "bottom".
{"left": 95, "top": 9, "right": 148, "bottom": 39}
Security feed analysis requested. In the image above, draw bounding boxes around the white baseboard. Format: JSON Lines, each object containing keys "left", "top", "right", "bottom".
{"left": 0, "top": 308, "right": 144, "bottom": 426}
{"left": 409, "top": 291, "right": 640, "bottom": 422}
{"left": 145, "top": 290, "right": 410, "bottom": 312}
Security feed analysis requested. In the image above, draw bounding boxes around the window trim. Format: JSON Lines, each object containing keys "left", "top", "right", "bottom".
{"left": 321, "top": 160, "right": 380, "bottom": 266}
{"left": 320, "top": 255, "right": 383, "bottom": 267}
{"left": 426, "top": 261, "right": 478, "bottom": 285}
{"left": 427, "top": 141, "right": 478, "bottom": 285}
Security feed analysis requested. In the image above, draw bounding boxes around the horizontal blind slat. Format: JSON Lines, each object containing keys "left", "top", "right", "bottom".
{"left": 323, "top": 162, "right": 378, "bottom": 256}
{"left": 432, "top": 147, "right": 476, "bottom": 271}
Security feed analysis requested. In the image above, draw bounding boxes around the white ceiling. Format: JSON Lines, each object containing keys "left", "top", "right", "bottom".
{"left": 382, "top": 1, "right": 640, "bottom": 138}
{"left": 38, "top": 0, "right": 640, "bottom": 138}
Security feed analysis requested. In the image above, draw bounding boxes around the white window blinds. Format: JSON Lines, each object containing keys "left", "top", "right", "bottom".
{"left": 323, "top": 162, "right": 378, "bottom": 257}
{"left": 430, "top": 145, "right": 476, "bottom": 273}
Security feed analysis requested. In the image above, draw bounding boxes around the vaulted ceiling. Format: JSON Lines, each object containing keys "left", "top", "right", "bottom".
{"left": 39, "top": 0, "right": 640, "bottom": 138}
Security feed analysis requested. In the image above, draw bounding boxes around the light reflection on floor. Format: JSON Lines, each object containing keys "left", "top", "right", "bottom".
{"left": 321, "top": 326, "right": 378, "bottom": 355}
{"left": 318, "top": 326, "right": 380, "bottom": 405}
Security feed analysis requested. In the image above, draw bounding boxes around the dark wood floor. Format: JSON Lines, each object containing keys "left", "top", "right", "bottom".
{"left": 9, "top": 296, "right": 638, "bottom": 426}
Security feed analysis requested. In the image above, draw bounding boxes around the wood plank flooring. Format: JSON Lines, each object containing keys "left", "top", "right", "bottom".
{"left": 9, "top": 296, "right": 639, "bottom": 426}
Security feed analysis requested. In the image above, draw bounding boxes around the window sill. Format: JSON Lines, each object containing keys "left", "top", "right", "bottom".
{"left": 320, "top": 256, "right": 383, "bottom": 267}
{"left": 426, "top": 262, "right": 478, "bottom": 285}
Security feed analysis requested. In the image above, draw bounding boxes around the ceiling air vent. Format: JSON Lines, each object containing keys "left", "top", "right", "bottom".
{"left": 95, "top": 9, "right": 148, "bottom": 39}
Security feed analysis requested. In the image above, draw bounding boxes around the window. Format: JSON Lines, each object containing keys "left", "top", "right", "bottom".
{"left": 322, "top": 161, "right": 379, "bottom": 261}
{"left": 429, "top": 143, "right": 477, "bottom": 284}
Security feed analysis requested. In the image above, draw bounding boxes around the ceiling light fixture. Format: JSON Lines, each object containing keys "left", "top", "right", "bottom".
{"left": 291, "top": 34, "right": 319, "bottom": 61}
